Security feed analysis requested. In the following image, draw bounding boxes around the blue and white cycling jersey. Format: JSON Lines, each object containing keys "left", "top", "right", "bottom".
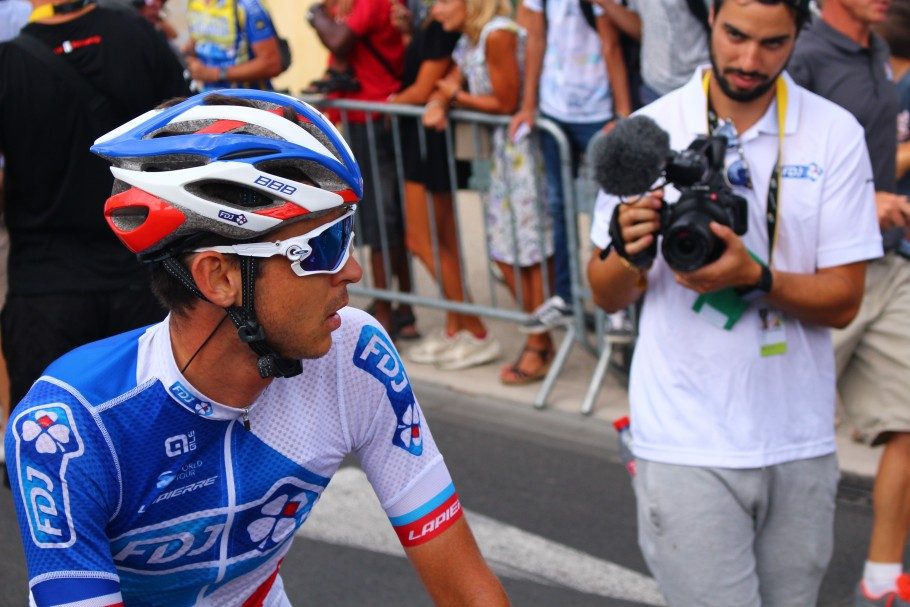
{"left": 5, "top": 307, "right": 462, "bottom": 607}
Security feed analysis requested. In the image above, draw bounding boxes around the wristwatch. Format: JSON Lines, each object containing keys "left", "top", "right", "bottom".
{"left": 736, "top": 261, "right": 773, "bottom": 303}
{"left": 306, "top": 4, "right": 322, "bottom": 24}
{"left": 218, "top": 66, "right": 229, "bottom": 81}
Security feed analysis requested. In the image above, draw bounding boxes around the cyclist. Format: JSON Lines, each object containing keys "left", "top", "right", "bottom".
{"left": 4, "top": 89, "right": 508, "bottom": 607}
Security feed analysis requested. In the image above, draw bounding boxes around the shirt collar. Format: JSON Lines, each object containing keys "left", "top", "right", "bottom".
{"left": 811, "top": 17, "right": 889, "bottom": 56}
{"left": 681, "top": 66, "right": 800, "bottom": 139}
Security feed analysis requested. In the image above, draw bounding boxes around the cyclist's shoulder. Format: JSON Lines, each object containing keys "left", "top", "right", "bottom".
{"left": 42, "top": 323, "right": 160, "bottom": 407}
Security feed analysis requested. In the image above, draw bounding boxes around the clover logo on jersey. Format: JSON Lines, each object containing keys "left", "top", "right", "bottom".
{"left": 354, "top": 325, "right": 424, "bottom": 456}
{"left": 12, "top": 403, "right": 85, "bottom": 548}
{"left": 398, "top": 404, "right": 422, "bottom": 452}
{"left": 246, "top": 491, "right": 310, "bottom": 551}
{"left": 20, "top": 409, "right": 73, "bottom": 454}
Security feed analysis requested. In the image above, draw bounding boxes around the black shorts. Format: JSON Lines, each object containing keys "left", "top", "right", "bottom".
{"left": 400, "top": 118, "right": 470, "bottom": 193}
{"left": 344, "top": 122, "right": 403, "bottom": 250}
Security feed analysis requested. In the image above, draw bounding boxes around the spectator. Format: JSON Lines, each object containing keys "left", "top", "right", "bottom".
{"left": 509, "top": 0, "right": 632, "bottom": 335}
{"left": 879, "top": 0, "right": 910, "bottom": 198}
{"left": 0, "top": 0, "right": 189, "bottom": 483}
{"left": 789, "top": 0, "right": 910, "bottom": 603}
{"left": 0, "top": 0, "right": 30, "bottom": 461}
{"left": 390, "top": 0, "right": 502, "bottom": 369}
{"left": 307, "top": 0, "right": 421, "bottom": 341}
{"left": 184, "top": 0, "right": 283, "bottom": 91}
{"left": 5, "top": 90, "right": 510, "bottom": 607}
{"left": 593, "top": 0, "right": 711, "bottom": 104}
{"left": 587, "top": 0, "right": 882, "bottom": 602}
{"left": 427, "top": 0, "right": 554, "bottom": 385}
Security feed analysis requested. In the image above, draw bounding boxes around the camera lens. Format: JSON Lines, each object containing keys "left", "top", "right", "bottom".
{"left": 662, "top": 220, "right": 718, "bottom": 272}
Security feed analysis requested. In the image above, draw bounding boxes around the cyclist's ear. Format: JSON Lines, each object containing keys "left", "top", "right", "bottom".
{"left": 187, "top": 251, "right": 243, "bottom": 309}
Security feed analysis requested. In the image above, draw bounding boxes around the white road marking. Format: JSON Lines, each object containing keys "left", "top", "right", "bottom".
{"left": 297, "top": 468, "right": 666, "bottom": 606}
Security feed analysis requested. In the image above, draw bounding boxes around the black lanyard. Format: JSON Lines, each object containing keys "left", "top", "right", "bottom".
{"left": 704, "top": 75, "right": 786, "bottom": 265}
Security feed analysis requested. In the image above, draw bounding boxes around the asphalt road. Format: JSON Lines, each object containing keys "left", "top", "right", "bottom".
{"left": 0, "top": 381, "right": 899, "bottom": 606}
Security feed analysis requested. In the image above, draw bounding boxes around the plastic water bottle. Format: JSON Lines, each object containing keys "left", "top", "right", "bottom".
{"left": 612, "top": 416, "right": 636, "bottom": 477}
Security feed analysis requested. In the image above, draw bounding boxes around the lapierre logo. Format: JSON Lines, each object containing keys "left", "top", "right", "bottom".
{"left": 12, "top": 404, "right": 85, "bottom": 548}
{"left": 254, "top": 175, "right": 297, "bottom": 195}
{"left": 408, "top": 500, "right": 461, "bottom": 543}
{"left": 168, "top": 382, "right": 213, "bottom": 417}
{"left": 217, "top": 209, "right": 248, "bottom": 225}
{"left": 165, "top": 431, "right": 197, "bottom": 457}
{"left": 153, "top": 475, "right": 218, "bottom": 505}
{"left": 354, "top": 326, "right": 422, "bottom": 456}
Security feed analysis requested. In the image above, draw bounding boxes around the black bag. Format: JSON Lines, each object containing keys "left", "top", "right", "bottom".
{"left": 277, "top": 36, "right": 292, "bottom": 73}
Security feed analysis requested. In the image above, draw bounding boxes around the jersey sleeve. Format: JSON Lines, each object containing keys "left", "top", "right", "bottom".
{"left": 345, "top": 318, "right": 463, "bottom": 548}
{"left": 240, "top": 0, "right": 278, "bottom": 44}
{"left": 5, "top": 379, "right": 124, "bottom": 607}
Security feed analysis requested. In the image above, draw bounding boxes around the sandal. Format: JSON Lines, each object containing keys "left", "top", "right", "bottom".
{"left": 499, "top": 345, "right": 552, "bottom": 386}
{"left": 392, "top": 308, "right": 421, "bottom": 341}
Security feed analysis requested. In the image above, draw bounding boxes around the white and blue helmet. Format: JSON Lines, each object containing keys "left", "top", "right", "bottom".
{"left": 91, "top": 89, "right": 363, "bottom": 256}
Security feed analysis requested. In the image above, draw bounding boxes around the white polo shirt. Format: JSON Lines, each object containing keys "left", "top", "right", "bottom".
{"left": 523, "top": 0, "right": 613, "bottom": 123}
{"left": 590, "top": 68, "right": 883, "bottom": 468}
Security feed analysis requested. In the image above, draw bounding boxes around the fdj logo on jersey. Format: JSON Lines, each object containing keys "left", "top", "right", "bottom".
{"left": 354, "top": 326, "right": 423, "bottom": 456}
{"left": 11, "top": 404, "right": 85, "bottom": 548}
{"left": 169, "top": 381, "right": 213, "bottom": 417}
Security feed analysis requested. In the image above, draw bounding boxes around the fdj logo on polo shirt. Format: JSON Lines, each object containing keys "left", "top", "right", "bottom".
{"left": 11, "top": 404, "right": 85, "bottom": 548}
{"left": 781, "top": 162, "right": 824, "bottom": 181}
{"left": 354, "top": 326, "right": 423, "bottom": 456}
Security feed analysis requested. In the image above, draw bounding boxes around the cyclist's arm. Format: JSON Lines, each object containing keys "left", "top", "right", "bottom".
{"left": 225, "top": 36, "right": 282, "bottom": 82}
{"left": 405, "top": 518, "right": 509, "bottom": 606}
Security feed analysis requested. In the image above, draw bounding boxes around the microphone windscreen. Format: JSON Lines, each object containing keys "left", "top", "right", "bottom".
{"left": 590, "top": 115, "right": 671, "bottom": 197}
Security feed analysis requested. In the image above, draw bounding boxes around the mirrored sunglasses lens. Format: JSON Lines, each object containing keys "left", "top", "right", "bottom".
{"left": 298, "top": 214, "right": 354, "bottom": 273}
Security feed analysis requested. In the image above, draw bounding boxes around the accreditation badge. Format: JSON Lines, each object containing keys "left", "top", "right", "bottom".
{"left": 759, "top": 308, "right": 787, "bottom": 357}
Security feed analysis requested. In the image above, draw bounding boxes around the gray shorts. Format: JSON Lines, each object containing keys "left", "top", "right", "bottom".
{"left": 634, "top": 454, "right": 839, "bottom": 607}
{"left": 833, "top": 253, "right": 910, "bottom": 446}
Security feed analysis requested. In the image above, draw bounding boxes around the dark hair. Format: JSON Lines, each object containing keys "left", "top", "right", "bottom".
{"left": 147, "top": 94, "right": 303, "bottom": 315}
{"left": 875, "top": 0, "right": 910, "bottom": 59}
{"left": 712, "top": 0, "right": 812, "bottom": 32}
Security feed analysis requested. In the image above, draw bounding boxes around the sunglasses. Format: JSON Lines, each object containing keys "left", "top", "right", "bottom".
{"left": 195, "top": 208, "right": 356, "bottom": 277}
{"left": 713, "top": 119, "right": 753, "bottom": 189}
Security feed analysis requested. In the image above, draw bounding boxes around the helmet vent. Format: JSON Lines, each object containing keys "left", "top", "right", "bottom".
{"left": 187, "top": 180, "right": 275, "bottom": 209}
{"left": 109, "top": 206, "right": 150, "bottom": 232}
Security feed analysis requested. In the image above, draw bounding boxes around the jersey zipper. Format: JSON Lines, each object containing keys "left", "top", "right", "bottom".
{"left": 240, "top": 406, "right": 252, "bottom": 431}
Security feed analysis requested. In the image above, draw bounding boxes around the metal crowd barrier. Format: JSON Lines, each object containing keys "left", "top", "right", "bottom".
{"left": 301, "top": 96, "right": 631, "bottom": 412}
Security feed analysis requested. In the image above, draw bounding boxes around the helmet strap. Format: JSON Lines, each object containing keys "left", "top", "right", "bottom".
{"left": 162, "top": 255, "right": 303, "bottom": 379}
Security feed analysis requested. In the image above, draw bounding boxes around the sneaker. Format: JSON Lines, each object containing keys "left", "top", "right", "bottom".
{"left": 436, "top": 332, "right": 502, "bottom": 371}
{"left": 407, "top": 331, "right": 459, "bottom": 365}
{"left": 519, "top": 295, "right": 572, "bottom": 334}
{"left": 856, "top": 576, "right": 910, "bottom": 606}
{"left": 605, "top": 311, "right": 635, "bottom": 344}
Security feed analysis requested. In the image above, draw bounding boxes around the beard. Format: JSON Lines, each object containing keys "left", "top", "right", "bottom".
{"left": 709, "top": 49, "right": 783, "bottom": 102}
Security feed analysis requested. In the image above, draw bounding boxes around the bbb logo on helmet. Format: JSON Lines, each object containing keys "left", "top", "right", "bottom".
{"left": 217, "top": 209, "right": 248, "bottom": 226}
{"left": 254, "top": 175, "right": 297, "bottom": 196}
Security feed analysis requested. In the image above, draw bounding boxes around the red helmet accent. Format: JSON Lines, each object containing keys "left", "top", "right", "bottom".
{"left": 196, "top": 119, "right": 246, "bottom": 134}
{"left": 104, "top": 188, "right": 187, "bottom": 253}
{"left": 254, "top": 201, "right": 312, "bottom": 220}
{"left": 336, "top": 189, "right": 360, "bottom": 202}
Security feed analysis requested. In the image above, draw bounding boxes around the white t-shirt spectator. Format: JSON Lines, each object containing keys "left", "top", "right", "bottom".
{"left": 524, "top": 0, "right": 614, "bottom": 123}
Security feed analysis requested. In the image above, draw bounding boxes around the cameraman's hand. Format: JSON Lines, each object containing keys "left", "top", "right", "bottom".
{"left": 616, "top": 190, "right": 662, "bottom": 258}
{"left": 675, "top": 222, "right": 761, "bottom": 293}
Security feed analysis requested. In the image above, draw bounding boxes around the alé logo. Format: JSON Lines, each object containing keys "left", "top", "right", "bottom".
{"left": 354, "top": 326, "right": 422, "bottom": 456}
{"left": 12, "top": 403, "right": 85, "bottom": 548}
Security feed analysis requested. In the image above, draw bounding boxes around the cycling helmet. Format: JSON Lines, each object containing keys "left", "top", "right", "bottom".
{"left": 91, "top": 88, "right": 363, "bottom": 257}
{"left": 91, "top": 90, "right": 364, "bottom": 380}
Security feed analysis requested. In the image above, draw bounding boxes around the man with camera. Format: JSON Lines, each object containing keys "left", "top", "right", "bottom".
{"left": 587, "top": 0, "right": 882, "bottom": 603}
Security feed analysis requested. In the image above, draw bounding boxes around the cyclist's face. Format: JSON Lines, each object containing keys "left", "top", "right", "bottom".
{"left": 255, "top": 209, "right": 362, "bottom": 359}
